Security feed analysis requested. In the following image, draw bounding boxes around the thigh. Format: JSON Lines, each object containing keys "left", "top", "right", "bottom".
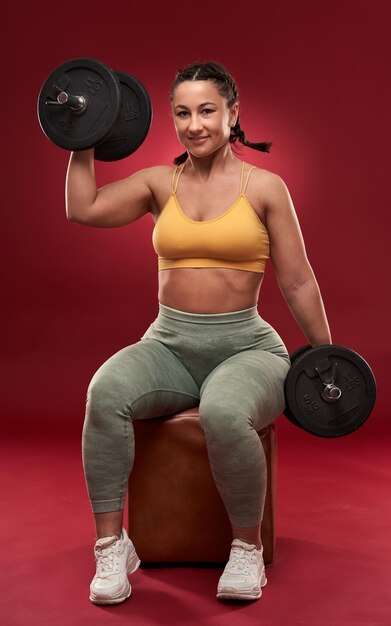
{"left": 87, "top": 338, "right": 200, "bottom": 420}
{"left": 199, "top": 349, "right": 291, "bottom": 431}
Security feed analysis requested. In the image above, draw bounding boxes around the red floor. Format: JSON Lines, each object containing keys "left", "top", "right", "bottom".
{"left": 2, "top": 420, "right": 390, "bottom": 626}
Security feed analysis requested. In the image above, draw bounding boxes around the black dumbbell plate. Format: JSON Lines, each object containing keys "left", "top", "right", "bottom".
{"left": 37, "top": 57, "right": 121, "bottom": 151}
{"left": 284, "top": 345, "right": 376, "bottom": 437}
{"left": 94, "top": 71, "right": 152, "bottom": 161}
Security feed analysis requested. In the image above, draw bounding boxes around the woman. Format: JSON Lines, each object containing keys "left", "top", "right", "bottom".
{"left": 66, "top": 61, "right": 331, "bottom": 604}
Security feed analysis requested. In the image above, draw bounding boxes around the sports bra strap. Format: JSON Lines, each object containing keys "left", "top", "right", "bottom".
{"left": 172, "top": 162, "right": 186, "bottom": 194}
{"left": 239, "top": 161, "right": 246, "bottom": 194}
{"left": 172, "top": 161, "right": 255, "bottom": 194}
{"left": 242, "top": 165, "right": 256, "bottom": 195}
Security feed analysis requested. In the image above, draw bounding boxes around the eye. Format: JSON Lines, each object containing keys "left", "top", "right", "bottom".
{"left": 175, "top": 108, "right": 215, "bottom": 119}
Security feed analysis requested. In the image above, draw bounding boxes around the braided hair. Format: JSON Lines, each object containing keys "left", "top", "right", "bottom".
{"left": 170, "top": 61, "right": 272, "bottom": 165}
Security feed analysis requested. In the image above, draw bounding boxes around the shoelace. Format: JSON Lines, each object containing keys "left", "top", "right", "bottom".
{"left": 227, "top": 547, "right": 257, "bottom": 574}
{"left": 94, "top": 537, "right": 120, "bottom": 576}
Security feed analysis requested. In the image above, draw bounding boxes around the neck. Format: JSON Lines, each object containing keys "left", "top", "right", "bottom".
{"left": 186, "top": 144, "right": 238, "bottom": 180}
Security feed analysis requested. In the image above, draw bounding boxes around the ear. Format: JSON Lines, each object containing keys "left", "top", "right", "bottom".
{"left": 229, "top": 101, "right": 240, "bottom": 127}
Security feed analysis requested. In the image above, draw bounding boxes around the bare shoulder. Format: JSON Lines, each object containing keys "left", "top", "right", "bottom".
{"left": 137, "top": 164, "right": 173, "bottom": 184}
{"left": 248, "top": 166, "right": 289, "bottom": 202}
{"left": 246, "top": 166, "right": 292, "bottom": 222}
{"left": 135, "top": 165, "right": 175, "bottom": 215}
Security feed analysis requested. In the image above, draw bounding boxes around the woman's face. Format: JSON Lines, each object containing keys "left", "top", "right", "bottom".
{"left": 171, "top": 80, "right": 239, "bottom": 158}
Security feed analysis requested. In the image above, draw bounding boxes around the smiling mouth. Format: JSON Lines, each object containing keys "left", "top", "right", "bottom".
{"left": 189, "top": 136, "right": 209, "bottom": 141}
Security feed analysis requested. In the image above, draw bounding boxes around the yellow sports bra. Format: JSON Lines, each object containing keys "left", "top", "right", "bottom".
{"left": 152, "top": 161, "right": 270, "bottom": 273}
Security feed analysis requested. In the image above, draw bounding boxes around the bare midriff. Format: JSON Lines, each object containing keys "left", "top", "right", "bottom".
{"left": 158, "top": 267, "right": 264, "bottom": 313}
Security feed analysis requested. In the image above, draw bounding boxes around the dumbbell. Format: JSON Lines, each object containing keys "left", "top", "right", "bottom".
{"left": 37, "top": 57, "right": 152, "bottom": 161}
{"left": 284, "top": 344, "right": 376, "bottom": 438}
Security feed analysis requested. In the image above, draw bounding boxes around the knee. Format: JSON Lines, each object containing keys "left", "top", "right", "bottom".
{"left": 86, "top": 366, "right": 130, "bottom": 418}
{"left": 198, "top": 397, "right": 250, "bottom": 443}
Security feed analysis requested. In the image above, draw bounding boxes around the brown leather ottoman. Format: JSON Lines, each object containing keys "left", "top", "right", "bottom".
{"left": 128, "top": 408, "right": 276, "bottom": 564}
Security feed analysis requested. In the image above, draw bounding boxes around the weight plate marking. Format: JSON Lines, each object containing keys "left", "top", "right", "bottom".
{"left": 94, "top": 71, "right": 152, "bottom": 161}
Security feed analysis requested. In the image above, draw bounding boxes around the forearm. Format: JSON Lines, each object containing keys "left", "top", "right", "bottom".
{"left": 65, "top": 149, "right": 97, "bottom": 221}
{"left": 282, "top": 277, "right": 332, "bottom": 347}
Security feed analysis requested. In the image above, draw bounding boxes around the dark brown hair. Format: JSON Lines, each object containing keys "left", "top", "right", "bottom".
{"left": 170, "top": 61, "right": 272, "bottom": 165}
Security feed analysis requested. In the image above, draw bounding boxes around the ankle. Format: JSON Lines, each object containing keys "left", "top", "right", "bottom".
{"left": 232, "top": 536, "right": 261, "bottom": 550}
{"left": 94, "top": 511, "right": 124, "bottom": 540}
{"left": 230, "top": 522, "right": 262, "bottom": 550}
{"left": 96, "top": 530, "right": 122, "bottom": 540}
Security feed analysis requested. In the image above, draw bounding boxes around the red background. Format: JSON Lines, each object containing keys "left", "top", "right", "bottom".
{"left": 3, "top": 0, "right": 389, "bottom": 437}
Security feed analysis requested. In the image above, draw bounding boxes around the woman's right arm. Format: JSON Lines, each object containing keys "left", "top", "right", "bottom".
{"left": 65, "top": 149, "right": 154, "bottom": 228}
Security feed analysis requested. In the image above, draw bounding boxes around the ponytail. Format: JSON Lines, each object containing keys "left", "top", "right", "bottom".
{"left": 173, "top": 150, "right": 188, "bottom": 166}
{"left": 230, "top": 119, "right": 272, "bottom": 153}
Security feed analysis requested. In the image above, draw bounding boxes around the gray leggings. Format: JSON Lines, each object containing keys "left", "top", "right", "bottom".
{"left": 82, "top": 303, "right": 291, "bottom": 527}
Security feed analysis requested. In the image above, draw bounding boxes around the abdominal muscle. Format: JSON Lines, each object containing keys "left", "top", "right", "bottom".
{"left": 158, "top": 267, "right": 264, "bottom": 313}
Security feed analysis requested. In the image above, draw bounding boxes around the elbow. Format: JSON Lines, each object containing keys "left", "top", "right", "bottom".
{"left": 278, "top": 263, "right": 317, "bottom": 298}
{"left": 66, "top": 204, "right": 90, "bottom": 225}
{"left": 279, "top": 274, "right": 316, "bottom": 302}
{"left": 285, "top": 276, "right": 311, "bottom": 293}
{"left": 66, "top": 200, "right": 77, "bottom": 223}
{"left": 66, "top": 206, "right": 76, "bottom": 223}
{"left": 66, "top": 210, "right": 82, "bottom": 225}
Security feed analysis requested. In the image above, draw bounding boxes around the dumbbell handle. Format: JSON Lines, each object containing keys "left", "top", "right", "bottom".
{"left": 46, "top": 91, "right": 86, "bottom": 112}
{"left": 321, "top": 383, "right": 342, "bottom": 402}
{"left": 315, "top": 362, "right": 342, "bottom": 403}
{"left": 57, "top": 91, "right": 86, "bottom": 111}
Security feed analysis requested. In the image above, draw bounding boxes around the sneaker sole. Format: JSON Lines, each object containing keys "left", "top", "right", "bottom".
{"left": 217, "top": 574, "right": 267, "bottom": 601}
{"left": 89, "top": 583, "right": 132, "bottom": 605}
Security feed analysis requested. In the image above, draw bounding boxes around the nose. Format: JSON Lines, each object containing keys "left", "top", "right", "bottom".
{"left": 188, "top": 114, "right": 203, "bottom": 134}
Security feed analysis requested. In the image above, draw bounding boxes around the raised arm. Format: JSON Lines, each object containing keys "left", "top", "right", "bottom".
{"left": 65, "top": 149, "right": 158, "bottom": 228}
{"left": 263, "top": 172, "right": 332, "bottom": 347}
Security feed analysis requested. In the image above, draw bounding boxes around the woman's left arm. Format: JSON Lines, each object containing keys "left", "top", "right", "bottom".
{"left": 262, "top": 172, "right": 332, "bottom": 347}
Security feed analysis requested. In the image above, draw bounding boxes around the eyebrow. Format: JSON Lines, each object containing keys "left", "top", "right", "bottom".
{"left": 174, "top": 101, "right": 217, "bottom": 110}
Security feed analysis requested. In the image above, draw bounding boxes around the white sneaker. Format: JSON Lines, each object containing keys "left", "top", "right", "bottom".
{"left": 89, "top": 527, "right": 140, "bottom": 604}
{"left": 217, "top": 539, "right": 267, "bottom": 601}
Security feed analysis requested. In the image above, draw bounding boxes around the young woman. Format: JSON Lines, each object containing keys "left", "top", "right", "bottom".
{"left": 66, "top": 61, "right": 331, "bottom": 604}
